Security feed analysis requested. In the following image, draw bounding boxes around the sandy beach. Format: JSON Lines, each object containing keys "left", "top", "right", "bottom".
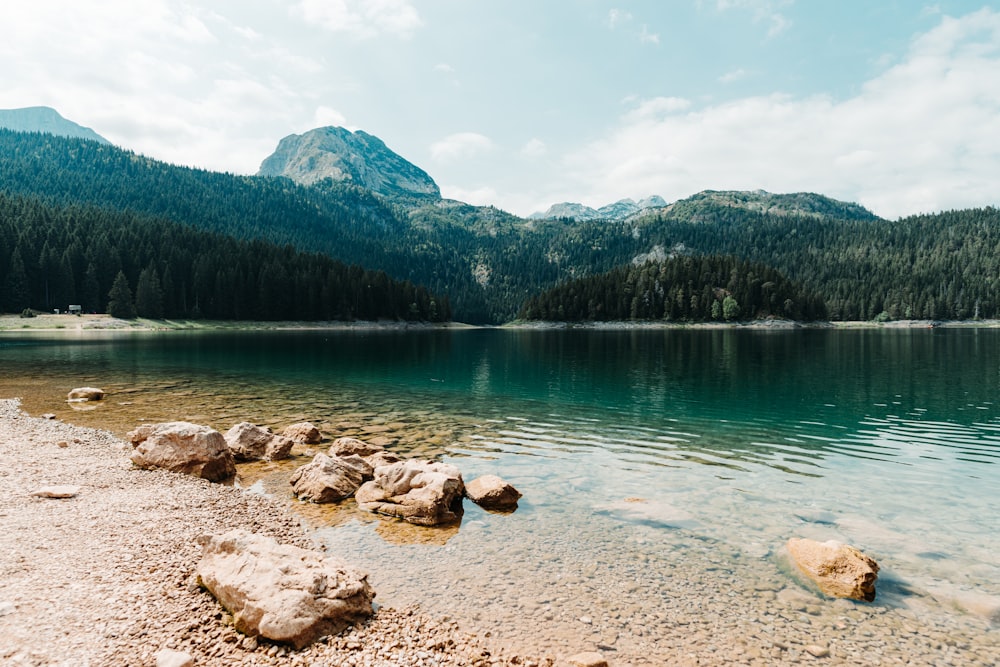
{"left": 0, "top": 399, "right": 541, "bottom": 667}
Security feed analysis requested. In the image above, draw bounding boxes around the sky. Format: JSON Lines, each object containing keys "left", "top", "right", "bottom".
{"left": 2, "top": 1, "right": 999, "bottom": 219}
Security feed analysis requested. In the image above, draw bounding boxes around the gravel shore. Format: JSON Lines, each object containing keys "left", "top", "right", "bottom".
{"left": 0, "top": 399, "right": 540, "bottom": 667}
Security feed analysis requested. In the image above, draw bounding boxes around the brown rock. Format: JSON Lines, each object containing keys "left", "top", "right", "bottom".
{"left": 196, "top": 530, "right": 374, "bottom": 649}
{"left": 66, "top": 387, "right": 104, "bottom": 401}
{"left": 365, "top": 450, "right": 402, "bottom": 469}
{"left": 355, "top": 459, "right": 464, "bottom": 526}
{"left": 466, "top": 474, "right": 522, "bottom": 510}
{"left": 565, "top": 652, "right": 609, "bottom": 667}
{"left": 786, "top": 538, "right": 879, "bottom": 601}
{"left": 290, "top": 453, "right": 372, "bottom": 502}
{"left": 224, "top": 422, "right": 293, "bottom": 461}
{"left": 30, "top": 485, "right": 81, "bottom": 499}
{"left": 156, "top": 648, "right": 195, "bottom": 667}
{"left": 805, "top": 644, "right": 830, "bottom": 658}
{"left": 128, "top": 422, "right": 236, "bottom": 482}
{"left": 331, "top": 436, "right": 383, "bottom": 458}
{"left": 282, "top": 422, "right": 322, "bottom": 444}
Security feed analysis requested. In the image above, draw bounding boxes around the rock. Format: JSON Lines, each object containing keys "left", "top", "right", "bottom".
{"left": 282, "top": 421, "right": 322, "bottom": 444}
{"left": 196, "top": 529, "right": 374, "bottom": 648}
{"left": 156, "top": 648, "right": 194, "bottom": 667}
{"left": 41, "top": 413, "right": 56, "bottom": 420}
{"left": 290, "top": 453, "right": 371, "bottom": 502}
{"left": 364, "top": 450, "right": 402, "bottom": 468}
{"left": 330, "top": 436, "right": 383, "bottom": 458}
{"left": 466, "top": 474, "right": 522, "bottom": 510}
{"left": 30, "top": 485, "right": 81, "bottom": 498}
{"left": 128, "top": 422, "right": 236, "bottom": 482}
{"left": 0, "top": 600, "right": 14, "bottom": 617}
{"left": 56, "top": 441, "right": 69, "bottom": 448}
{"left": 786, "top": 538, "right": 879, "bottom": 602}
{"left": 355, "top": 459, "right": 464, "bottom": 526}
{"left": 805, "top": 644, "right": 830, "bottom": 658}
{"left": 224, "top": 422, "right": 293, "bottom": 461}
{"left": 565, "top": 652, "right": 609, "bottom": 667}
{"left": 66, "top": 387, "right": 104, "bottom": 401}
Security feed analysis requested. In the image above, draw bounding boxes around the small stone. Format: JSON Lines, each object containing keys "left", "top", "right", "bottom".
{"left": 156, "top": 648, "right": 195, "bottom": 667}
{"left": 241, "top": 635, "right": 259, "bottom": 651}
{"left": 0, "top": 601, "right": 16, "bottom": 617}
{"left": 30, "top": 485, "right": 81, "bottom": 499}
{"left": 566, "top": 652, "right": 608, "bottom": 667}
{"left": 57, "top": 441, "right": 69, "bottom": 448}
{"left": 805, "top": 645, "right": 830, "bottom": 658}
{"left": 578, "top": 615, "right": 593, "bottom": 625}
{"left": 42, "top": 413, "right": 56, "bottom": 420}
{"left": 67, "top": 386, "right": 104, "bottom": 401}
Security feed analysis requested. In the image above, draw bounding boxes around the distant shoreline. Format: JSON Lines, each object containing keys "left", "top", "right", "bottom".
{"left": 3, "top": 312, "right": 1000, "bottom": 333}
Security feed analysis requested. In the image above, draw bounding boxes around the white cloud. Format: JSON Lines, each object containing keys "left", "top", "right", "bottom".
{"left": 710, "top": 0, "right": 794, "bottom": 38}
{"left": 430, "top": 132, "right": 495, "bottom": 162}
{"left": 607, "top": 9, "right": 632, "bottom": 29}
{"left": 312, "top": 106, "right": 349, "bottom": 129}
{"left": 434, "top": 63, "right": 455, "bottom": 73}
{"left": 521, "top": 138, "right": 547, "bottom": 158}
{"left": 439, "top": 184, "right": 500, "bottom": 207}
{"left": 294, "top": 0, "right": 422, "bottom": 38}
{"left": 639, "top": 25, "right": 660, "bottom": 45}
{"left": 718, "top": 68, "right": 748, "bottom": 83}
{"left": 567, "top": 8, "right": 1000, "bottom": 219}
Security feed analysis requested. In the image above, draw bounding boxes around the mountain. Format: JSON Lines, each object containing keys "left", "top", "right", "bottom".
{"left": 530, "top": 195, "right": 667, "bottom": 221}
{"left": 257, "top": 126, "right": 440, "bottom": 198}
{"left": 0, "top": 106, "right": 109, "bottom": 144}
{"left": 651, "top": 190, "right": 877, "bottom": 222}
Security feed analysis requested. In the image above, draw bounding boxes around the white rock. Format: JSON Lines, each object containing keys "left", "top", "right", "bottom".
{"left": 355, "top": 459, "right": 464, "bottom": 526}
{"left": 29, "top": 485, "right": 81, "bottom": 499}
{"left": 156, "top": 648, "right": 194, "bottom": 667}
{"left": 66, "top": 387, "right": 104, "bottom": 401}
{"left": 128, "top": 422, "right": 236, "bottom": 482}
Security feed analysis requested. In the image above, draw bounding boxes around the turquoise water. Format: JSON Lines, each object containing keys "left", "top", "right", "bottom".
{"left": 3, "top": 327, "right": 999, "bottom": 662}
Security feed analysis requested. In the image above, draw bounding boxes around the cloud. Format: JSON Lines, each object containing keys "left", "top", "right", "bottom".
{"left": 607, "top": 9, "right": 632, "bottom": 29}
{"left": 521, "top": 138, "right": 547, "bottom": 158}
{"left": 430, "top": 132, "right": 495, "bottom": 162}
{"left": 439, "top": 184, "right": 500, "bottom": 207}
{"left": 434, "top": 63, "right": 455, "bottom": 73}
{"left": 718, "top": 68, "right": 748, "bottom": 83}
{"left": 293, "top": 0, "right": 422, "bottom": 38}
{"left": 710, "top": 0, "right": 794, "bottom": 38}
{"left": 566, "top": 8, "right": 1000, "bottom": 219}
{"left": 312, "top": 106, "right": 349, "bottom": 129}
{"left": 639, "top": 25, "right": 660, "bottom": 45}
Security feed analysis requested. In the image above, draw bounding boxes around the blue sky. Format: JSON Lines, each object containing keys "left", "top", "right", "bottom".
{"left": 2, "top": 1, "right": 998, "bottom": 218}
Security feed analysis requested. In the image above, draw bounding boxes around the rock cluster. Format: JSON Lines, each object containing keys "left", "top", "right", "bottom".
{"left": 290, "top": 452, "right": 372, "bottom": 502}
{"left": 196, "top": 529, "right": 375, "bottom": 648}
{"left": 356, "top": 459, "right": 466, "bottom": 526}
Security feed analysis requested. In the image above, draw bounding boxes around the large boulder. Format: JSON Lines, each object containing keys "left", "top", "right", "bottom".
{"left": 128, "top": 422, "right": 236, "bottom": 482}
{"left": 786, "top": 538, "right": 879, "bottom": 602}
{"left": 67, "top": 387, "right": 104, "bottom": 401}
{"left": 224, "top": 422, "right": 293, "bottom": 461}
{"left": 466, "top": 474, "right": 522, "bottom": 510}
{"left": 282, "top": 422, "right": 322, "bottom": 444}
{"left": 355, "top": 459, "right": 464, "bottom": 526}
{"left": 196, "top": 530, "right": 374, "bottom": 648}
{"left": 289, "top": 453, "right": 372, "bottom": 503}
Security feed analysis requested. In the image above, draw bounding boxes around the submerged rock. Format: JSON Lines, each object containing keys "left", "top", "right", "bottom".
{"left": 196, "top": 530, "right": 374, "bottom": 648}
{"left": 128, "top": 422, "right": 236, "bottom": 482}
{"left": 224, "top": 422, "right": 293, "bottom": 461}
{"left": 466, "top": 474, "right": 522, "bottom": 510}
{"left": 786, "top": 537, "right": 879, "bottom": 602}
{"left": 290, "top": 452, "right": 371, "bottom": 502}
{"left": 355, "top": 459, "right": 464, "bottom": 526}
{"left": 67, "top": 387, "right": 104, "bottom": 402}
{"left": 330, "top": 436, "right": 383, "bottom": 458}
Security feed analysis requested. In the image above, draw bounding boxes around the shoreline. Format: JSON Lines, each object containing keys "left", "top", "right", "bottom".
{"left": 0, "top": 399, "right": 539, "bottom": 666}
{"left": 4, "top": 312, "right": 1000, "bottom": 333}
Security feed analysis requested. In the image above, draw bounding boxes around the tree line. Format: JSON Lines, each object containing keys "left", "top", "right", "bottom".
{"left": 0, "top": 191, "right": 449, "bottom": 321}
{"left": 518, "top": 255, "right": 826, "bottom": 322}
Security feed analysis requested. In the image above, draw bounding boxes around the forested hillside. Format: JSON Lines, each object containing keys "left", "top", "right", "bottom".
{"left": 0, "top": 192, "right": 449, "bottom": 321}
{"left": 519, "top": 255, "right": 826, "bottom": 323}
{"left": 2, "top": 130, "right": 999, "bottom": 323}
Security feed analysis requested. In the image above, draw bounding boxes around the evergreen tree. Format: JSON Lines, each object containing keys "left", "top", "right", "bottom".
{"left": 81, "top": 263, "right": 100, "bottom": 313}
{"left": 135, "top": 264, "right": 164, "bottom": 318}
{"left": 722, "top": 295, "right": 740, "bottom": 321}
{"left": 106, "top": 270, "right": 136, "bottom": 319}
{"left": 3, "top": 248, "right": 30, "bottom": 312}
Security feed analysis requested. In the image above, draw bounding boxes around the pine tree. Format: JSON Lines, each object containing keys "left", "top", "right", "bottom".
{"left": 135, "top": 264, "right": 164, "bottom": 318}
{"left": 106, "top": 270, "right": 136, "bottom": 319}
{"left": 3, "top": 248, "right": 30, "bottom": 312}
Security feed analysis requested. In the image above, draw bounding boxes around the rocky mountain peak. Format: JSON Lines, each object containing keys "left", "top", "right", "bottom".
{"left": 257, "top": 126, "right": 440, "bottom": 199}
{"left": 529, "top": 195, "right": 667, "bottom": 221}
{"left": 0, "top": 106, "right": 109, "bottom": 144}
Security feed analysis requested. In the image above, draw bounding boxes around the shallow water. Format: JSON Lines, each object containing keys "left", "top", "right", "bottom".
{"left": 2, "top": 327, "right": 999, "bottom": 663}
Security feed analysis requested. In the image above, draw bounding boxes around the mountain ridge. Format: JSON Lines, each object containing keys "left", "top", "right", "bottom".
{"left": 0, "top": 106, "right": 109, "bottom": 144}
{"left": 257, "top": 126, "right": 440, "bottom": 199}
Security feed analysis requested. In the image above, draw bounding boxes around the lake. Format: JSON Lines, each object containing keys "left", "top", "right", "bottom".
{"left": 2, "top": 327, "right": 998, "bottom": 664}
